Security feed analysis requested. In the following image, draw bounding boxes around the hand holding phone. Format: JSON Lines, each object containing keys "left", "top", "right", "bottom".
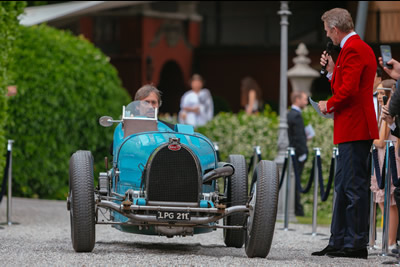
{"left": 380, "top": 45, "right": 393, "bottom": 69}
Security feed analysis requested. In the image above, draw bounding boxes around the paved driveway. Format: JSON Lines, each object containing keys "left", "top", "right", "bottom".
{"left": 0, "top": 197, "right": 394, "bottom": 266}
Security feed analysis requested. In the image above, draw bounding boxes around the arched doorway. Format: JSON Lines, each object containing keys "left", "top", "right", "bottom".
{"left": 157, "top": 60, "right": 186, "bottom": 114}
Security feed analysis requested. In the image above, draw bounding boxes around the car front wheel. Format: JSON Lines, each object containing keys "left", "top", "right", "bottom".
{"left": 245, "top": 160, "right": 278, "bottom": 258}
{"left": 69, "top": 150, "right": 96, "bottom": 252}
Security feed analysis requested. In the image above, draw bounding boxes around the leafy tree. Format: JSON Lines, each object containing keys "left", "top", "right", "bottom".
{"left": 0, "top": 1, "right": 26, "bottom": 172}
{"left": 9, "top": 24, "right": 131, "bottom": 199}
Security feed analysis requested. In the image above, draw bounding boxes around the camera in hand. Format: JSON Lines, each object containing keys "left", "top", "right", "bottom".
{"left": 320, "top": 41, "right": 334, "bottom": 75}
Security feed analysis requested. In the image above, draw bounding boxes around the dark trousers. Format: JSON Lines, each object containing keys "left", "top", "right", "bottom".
{"left": 295, "top": 159, "right": 305, "bottom": 216}
{"left": 329, "top": 140, "right": 372, "bottom": 249}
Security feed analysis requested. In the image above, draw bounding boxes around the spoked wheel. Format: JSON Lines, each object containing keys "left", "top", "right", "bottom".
{"left": 245, "top": 160, "right": 278, "bottom": 258}
{"left": 69, "top": 150, "right": 96, "bottom": 252}
{"left": 223, "top": 154, "right": 248, "bottom": 248}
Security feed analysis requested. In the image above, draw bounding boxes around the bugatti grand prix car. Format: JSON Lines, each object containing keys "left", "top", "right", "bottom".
{"left": 67, "top": 100, "right": 279, "bottom": 258}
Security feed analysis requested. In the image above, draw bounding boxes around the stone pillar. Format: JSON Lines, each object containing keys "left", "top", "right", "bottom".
{"left": 287, "top": 43, "right": 319, "bottom": 95}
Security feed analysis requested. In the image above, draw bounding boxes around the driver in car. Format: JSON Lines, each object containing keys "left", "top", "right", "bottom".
{"left": 134, "top": 84, "right": 175, "bottom": 130}
{"left": 110, "top": 85, "right": 175, "bottom": 155}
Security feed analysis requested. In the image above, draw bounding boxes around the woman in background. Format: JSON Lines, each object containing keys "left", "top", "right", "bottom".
{"left": 370, "top": 79, "right": 398, "bottom": 250}
{"left": 240, "top": 76, "right": 263, "bottom": 115}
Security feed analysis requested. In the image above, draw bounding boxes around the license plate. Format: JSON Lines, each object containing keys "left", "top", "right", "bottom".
{"left": 156, "top": 211, "right": 190, "bottom": 221}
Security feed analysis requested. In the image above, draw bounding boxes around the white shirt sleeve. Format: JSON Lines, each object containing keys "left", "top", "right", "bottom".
{"left": 326, "top": 72, "right": 333, "bottom": 81}
{"left": 298, "top": 154, "right": 307, "bottom": 162}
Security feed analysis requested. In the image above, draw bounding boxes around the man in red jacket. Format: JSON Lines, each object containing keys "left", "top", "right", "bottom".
{"left": 312, "top": 8, "right": 379, "bottom": 259}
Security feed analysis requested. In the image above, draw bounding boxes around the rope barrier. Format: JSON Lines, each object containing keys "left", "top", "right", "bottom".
{"left": 291, "top": 153, "right": 314, "bottom": 194}
{"left": 0, "top": 150, "right": 10, "bottom": 204}
{"left": 247, "top": 155, "right": 255, "bottom": 174}
{"left": 247, "top": 146, "right": 262, "bottom": 174}
{"left": 279, "top": 154, "right": 288, "bottom": 190}
{"left": 388, "top": 145, "right": 400, "bottom": 187}
{"left": 372, "top": 147, "right": 386, "bottom": 190}
{"left": 316, "top": 154, "right": 335, "bottom": 202}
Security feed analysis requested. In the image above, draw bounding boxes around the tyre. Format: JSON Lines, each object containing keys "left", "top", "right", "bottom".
{"left": 223, "top": 154, "right": 248, "bottom": 248}
{"left": 245, "top": 160, "right": 278, "bottom": 258}
{"left": 69, "top": 150, "right": 96, "bottom": 252}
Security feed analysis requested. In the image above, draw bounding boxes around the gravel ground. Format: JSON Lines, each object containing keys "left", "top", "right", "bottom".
{"left": 0, "top": 197, "right": 398, "bottom": 266}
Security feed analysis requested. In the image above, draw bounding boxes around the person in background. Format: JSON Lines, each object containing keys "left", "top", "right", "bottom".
{"left": 287, "top": 91, "right": 310, "bottom": 217}
{"left": 179, "top": 74, "right": 213, "bottom": 127}
{"left": 240, "top": 76, "right": 263, "bottom": 115}
{"left": 7, "top": 85, "right": 17, "bottom": 97}
{"left": 379, "top": 58, "right": 400, "bottom": 253}
{"left": 370, "top": 80, "right": 398, "bottom": 250}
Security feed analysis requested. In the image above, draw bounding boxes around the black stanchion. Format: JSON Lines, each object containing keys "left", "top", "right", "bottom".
{"left": 377, "top": 141, "right": 396, "bottom": 258}
{"left": 0, "top": 150, "right": 10, "bottom": 203}
{"left": 369, "top": 146, "right": 379, "bottom": 251}
{"left": 249, "top": 146, "right": 262, "bottom": 193}
{"left": 382, "top": 141, "right": 400, "bottom": 264}
{"left": 279, "top": 152, "right": 288, "bottom": 191}
{"left": 248, "top": 146, "right": 262, "bottom": 176}
{"left": 213, "top": 142, "right": 221, "bottom": 162}
{"left": 0, "top": 140, "right": 17, "bottom": 227}
{"left": 316, "top": 153, "right": 335, "bottom": 202}
{"left": 304, "top": 148, "right": 325, "bottom": 237}
{"left": 291, "top": 152, "right": 314, "bottom": 194}
{"left": 280, "top": 147, "right": 295, "bottom": 231}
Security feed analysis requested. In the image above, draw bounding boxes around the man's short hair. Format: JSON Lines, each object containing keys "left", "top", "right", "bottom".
{"left": 290, "top": 91, "right": 307, "bottom": 104}
{"left": 321, "top": 8, "right": 354, "bottom": 33}
{"left": 134, "top": 84, "right": 162, "bottom": 107}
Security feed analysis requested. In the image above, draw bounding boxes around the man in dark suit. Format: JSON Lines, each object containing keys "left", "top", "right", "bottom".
{"left": 313, "top": 8, "right": 379, "bottom": 259}
{"left": 287, "top": 91, "right": 309, "bottom": 217}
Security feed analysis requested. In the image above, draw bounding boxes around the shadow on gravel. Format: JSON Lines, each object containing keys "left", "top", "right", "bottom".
{"left": 95, "top": 241, "right": 245, "bottom": 258}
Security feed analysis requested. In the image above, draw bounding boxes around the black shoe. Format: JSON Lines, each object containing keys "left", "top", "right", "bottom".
{"left": 311, "top": 245, "right": 340, "bottom": 256}
{"left": 326, "top": 247, "right": 368, "bottom": 259}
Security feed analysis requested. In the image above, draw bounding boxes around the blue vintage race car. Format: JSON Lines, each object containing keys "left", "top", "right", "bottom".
{"left": 67, "top": 100, "right": 279, "bottom": 258}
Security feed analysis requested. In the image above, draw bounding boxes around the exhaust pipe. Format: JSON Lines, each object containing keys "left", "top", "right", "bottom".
{"left": 202, "top": 163, "right": 234, "bottom": 184}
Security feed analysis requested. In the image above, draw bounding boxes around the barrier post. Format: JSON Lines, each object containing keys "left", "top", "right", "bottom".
{"left": 7, "top": 140, "right": 14, "bottom": 226}
{"left": 0, "top": 140, "right": 16, "bottom": 227}
{"left": 379, "top": 140, "right": 393, "bottom": 257}
{"left": 369, "top": 145, "right": 378, "bottom": 250}
{"left": 320, "top": 147, "right": 337, "bottom": 241}
{"left": 213, "top": 142, "right": 220, "bottom": 162}
{"left": 332, "top": 147, "right": 338, "bottom": 212}
{"left": 283, "top": 147, "right": 293, "bottom": 231}
{"left": 311, "top": 148, "right": 320, "bottom": 236}
{"left": 251, "top": 146, "right": 261, "bottom": 175}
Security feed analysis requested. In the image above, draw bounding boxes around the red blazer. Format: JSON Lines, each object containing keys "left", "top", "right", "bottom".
{"left": 326, "top": 34, "right": 379, "bottom": 144}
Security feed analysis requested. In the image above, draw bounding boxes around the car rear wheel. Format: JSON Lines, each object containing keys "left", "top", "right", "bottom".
{"left": 245, "top": 160, "right": 278, "bottom": 258}
{"left": 69, "top": 150, "right": 96, "bottom": 252}
{"left": 223, "top": 154, "right": 248, "bottom": 248}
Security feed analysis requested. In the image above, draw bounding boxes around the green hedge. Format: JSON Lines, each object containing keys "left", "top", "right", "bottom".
{"left": 196, "top": 106, "right": 279, "bottom": 162}
{"left": 194, "top": 105, "right": 334, "bottom": 218}
{"left": 8, "top": 24, "right": 131, "bottom": 199}
{"left": 0, "top": 1, "right": 26, "bottom": 173}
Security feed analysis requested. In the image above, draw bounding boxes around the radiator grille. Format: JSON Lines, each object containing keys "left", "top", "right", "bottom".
{"left": 146, "top": 145, "right": 200, "bottom": 203}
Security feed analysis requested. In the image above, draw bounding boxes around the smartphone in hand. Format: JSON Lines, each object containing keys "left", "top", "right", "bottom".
{"left": 380, "top": 45, "right": 393, "bottom": 69}
{"left": 383, "top": 95, "right": 388, "bottom": 105}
